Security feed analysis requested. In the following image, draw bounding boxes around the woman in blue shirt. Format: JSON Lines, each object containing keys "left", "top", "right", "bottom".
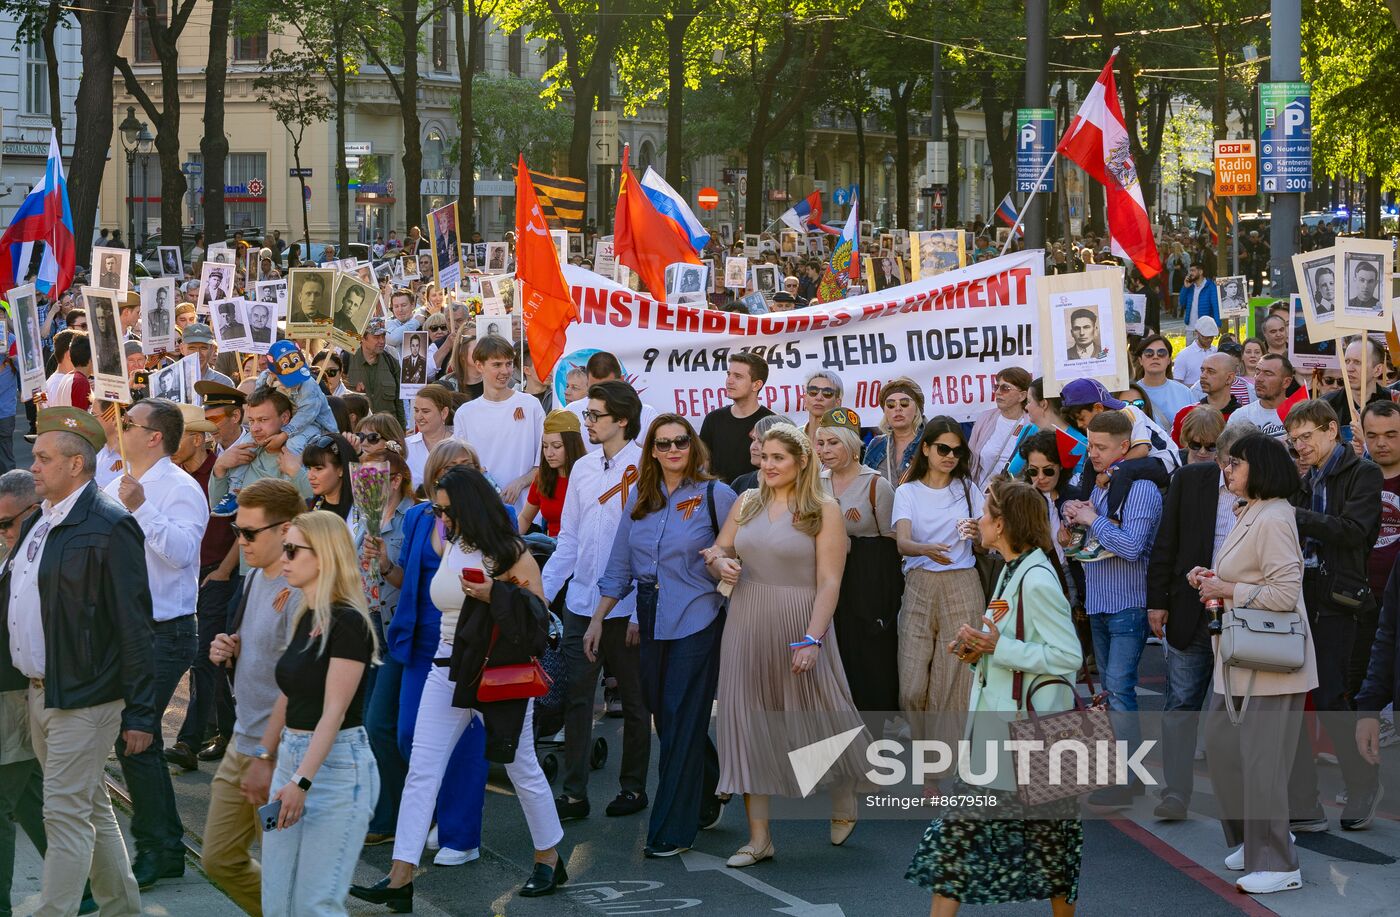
{"left": 587, "top": 413, "right": 737, "bottom": 858}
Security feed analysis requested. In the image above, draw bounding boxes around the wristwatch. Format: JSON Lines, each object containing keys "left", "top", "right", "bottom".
{"left": 252, "top": 745, "right": 276, "bottom": 762}
{"left": 292, "top": 773, "right": 313, "bottom": 792}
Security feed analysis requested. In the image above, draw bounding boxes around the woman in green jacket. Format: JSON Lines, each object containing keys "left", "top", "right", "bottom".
{"left": 907, "top": 479, "right": 1084, "bottom": 916}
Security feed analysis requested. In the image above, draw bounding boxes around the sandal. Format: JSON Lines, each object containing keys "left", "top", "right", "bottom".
{"left": 830, "top": 818, "right": 857, "bottom": 846}
{"left": 726, "top": 842, "right": 774, "bottom": 868}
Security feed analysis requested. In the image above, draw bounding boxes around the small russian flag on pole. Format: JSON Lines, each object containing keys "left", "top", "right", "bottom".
{"left": 995, "top": 193, "right": 1024, "bottom": 237}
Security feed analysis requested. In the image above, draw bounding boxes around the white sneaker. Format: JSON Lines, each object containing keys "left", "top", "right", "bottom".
{"left": 1145, "top": 635, "right": 1163, "bottom": 646}
{"left": 1315, "top": 752, "right": 1338, "bottom": 765}
{"left": 427, "top": 826, "right": 440, "bottom": 851}
{"left": 434, "top": 846, "right": 480, "bottom": 867}
{"left": 1379, "top": 718, "right": 1400, "bottom": 748}
{"left": 1225, "top": 835, "right": 1293, "bottom": 871}
{"left": 1235, "top": 869, "right": 1301, "bottom": 894}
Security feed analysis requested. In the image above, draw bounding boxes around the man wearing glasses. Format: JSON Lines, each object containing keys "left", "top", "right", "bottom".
{"left": 102, "top": 398, "right": 210, "bottom": 890}
{"left": 3, "top": 407, "right": 154, "bottom": 913}
{"left": 169, "top": 399, "right": 243, "bottom": 772}
{"left": 1284, "top": 399, "right": 1385, "bottom": 833}
{"left": 199, "top": 478, "right": 304, "bottom": 914}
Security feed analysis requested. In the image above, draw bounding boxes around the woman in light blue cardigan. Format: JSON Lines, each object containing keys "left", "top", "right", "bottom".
{"left": 907, "top": 479, "right": 1084, "bottom": 914}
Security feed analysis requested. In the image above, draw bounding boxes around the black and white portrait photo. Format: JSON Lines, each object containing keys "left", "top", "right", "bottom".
{"left": 486, "top": 242, "right": 508, "bottom": 272}
{"left": 151, "top": 363, "right": 184, "bottom": 402}
{"left": 139, "top": 277, "right": 176, "bottom": 353}
{"left": 331, "top": 274, "right": 377, "bottom": 340}
{"left": 1217, "top": 275, "right": 1249, "bottom": 318}
{"left": 248, "top": 301, "right": 275, "bottom": 347}
{"left": 401, "top": 331, "right": 429, "bottom": 384}
{"left": 158, "top": 245, "right": 183, "bottom": 279}
{"left": 665, "top": 263, "right": 708, "bottom": 306}
{"left": 211, "top": 298, "right": 251, "bottom": 351}
{"left": 752, "top": 264, "right": 780, "bottom": 297}
{"left": 1344, "top": 255, "right": 1383, "bottom": 314}
{"left": 200, "top": 261, "right": 233, "bottom": 311}
{"left": 287, "top": 268, "right": 334, "bottom": 328}
{"left": 84, "top": 287, "right": 124, "bottom": 379}
{"left": 92, "top": 246, "right": 130, "bottom": 295}
{"left": 1332, "top": 239, "right": 1393, "bottom": 331}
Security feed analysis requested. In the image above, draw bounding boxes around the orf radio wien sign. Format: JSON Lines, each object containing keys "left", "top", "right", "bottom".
{"left": 1213, "top": 140, "right": 1257, "bottom": 196}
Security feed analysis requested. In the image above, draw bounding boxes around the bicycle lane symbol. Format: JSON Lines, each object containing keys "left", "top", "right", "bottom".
{"left": 566, "top": 880, "right": 703, "bottom": 913}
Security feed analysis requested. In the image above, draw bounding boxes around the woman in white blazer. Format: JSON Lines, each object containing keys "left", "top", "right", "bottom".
{"left": 1191, "top": 432, "right": 1316, "bottom": 896}
{"left": 906, "top": 480, "right": 1084, "bottom": 914}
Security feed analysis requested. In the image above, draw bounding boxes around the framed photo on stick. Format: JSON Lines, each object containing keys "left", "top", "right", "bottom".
{"left": 1037, "top": 269, "right": 1130, "bottom": 397}
{"left": 1333, "top": 238, "right": 1393, "bottom": 332}
{"left": 1288, "top": 294, "right": 1338, "bottom": 371}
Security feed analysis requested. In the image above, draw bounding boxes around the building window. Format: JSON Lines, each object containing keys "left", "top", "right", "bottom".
{"left": 546, "top": 42, "right": 561, "bottom": 71}
{"left": 433, "top": 13, "right": 449, "bottom": 71}
{"left": 135, "top": 6, "right": 166, "bottom": 63}
{"left": 508, "top": 29, "right": 522, "bottom": 76}
{"left": 232, "top": 16, "right": 268, "bottom": 61}
{"left": 226, "top": 152, "right": 268, "bottom": 231}
{"left": 23, "top": 40, "right": 49, "bottom": 116}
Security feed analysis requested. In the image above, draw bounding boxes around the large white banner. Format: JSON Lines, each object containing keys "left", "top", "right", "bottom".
{"left": 552, "top": 251, "right": 1042, "bottom": 423}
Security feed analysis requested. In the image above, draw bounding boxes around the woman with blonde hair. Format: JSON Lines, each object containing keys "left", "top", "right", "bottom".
{"left": 257, "top": 510, "right": 380, "bottom": 915}
{"left": 704, "top": 423, "right": 867, "bottom": 867}
{"left": 864, "top": 378, "right": 926, "bottom": 486}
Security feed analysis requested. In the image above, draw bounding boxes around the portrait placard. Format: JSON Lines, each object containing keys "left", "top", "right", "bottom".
{"left": 82, "top": 286, "right": 132, "bottom": 403}
{"left": 92, "top": 246, "right": 131, "bottom": 296}
{"left": 138, "top": 277, "right": 177, "bottom": 354}
{"left": 1333, "top": 238, "right": 1393, "bottom": 332}
{"left": 7, "top": 284, "right": 46, "bottom": 400}
{"left": 1037, "top": 269, "right": 1129, "bottom": 396}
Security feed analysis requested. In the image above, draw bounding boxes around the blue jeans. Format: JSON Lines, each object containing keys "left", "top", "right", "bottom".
{"left": 117, "top": 614, "right": 196, "bottom": 858}
{"left": 1089, "top": 608, "right": 1147, "bottom": 773}
{"left": 376, "top": 654, "right": 487, "bottom": 849}
{"left": 177, "top": 569, "right": 241, "bottom": 748}
{"left": 637, "top": 585, "right": 722, "bottom": 848}
{"left": 1160, "top": 634, "right": 1214, "bottom": 803}
{"left": 262, "top": 727, "right": 378, "bottom": 917}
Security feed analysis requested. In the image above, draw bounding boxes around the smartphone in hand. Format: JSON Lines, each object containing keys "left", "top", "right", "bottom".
{"left": 258, "top": 799, "right": 282, "bottom": 832}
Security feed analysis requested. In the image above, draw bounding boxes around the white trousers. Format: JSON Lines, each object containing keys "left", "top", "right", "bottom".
{"left": 392, "top": 650, "right": 563, "bottom": 865}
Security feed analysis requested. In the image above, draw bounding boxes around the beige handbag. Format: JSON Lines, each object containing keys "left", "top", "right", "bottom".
{"left": 1217, "top": 601, "right": 1306, "bottom": 724}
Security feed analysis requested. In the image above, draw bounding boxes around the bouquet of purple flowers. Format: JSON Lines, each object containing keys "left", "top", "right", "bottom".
{"left": 351, "top": 461, "right": 391, "bottom": 581}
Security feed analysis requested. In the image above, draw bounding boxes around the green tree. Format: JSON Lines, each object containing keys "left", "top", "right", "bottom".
{"left": 461, "top": 74, "right": 574, "bottom": 176}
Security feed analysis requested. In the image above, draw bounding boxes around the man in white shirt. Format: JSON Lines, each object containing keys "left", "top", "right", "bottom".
{"left": 104, "top": 398, "right": 210, "bottom": 889}
{"left": 1228, "top": 353, "right": 1305, "bottom": 439}
{"left": 1172, "top": 316, "right": 1218, "bottom": 389}
{"left": 563, "top": 351, "right": 658, "bottom": 452}
{"left": 452, "top": 334, "right": 544, "bottom": 509}
{"left": 542, "top": 381, "right": 650, "bottom": 822}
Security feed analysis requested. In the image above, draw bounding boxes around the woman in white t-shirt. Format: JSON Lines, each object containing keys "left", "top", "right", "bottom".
{"left": 892, "top": 417, "right": 986, "bottom": 716}
{"left": 967, "top": 367, "right": 1031, "bottom": 487}
{"left": 405, "top": 384, "right": 456, "bottom": 490}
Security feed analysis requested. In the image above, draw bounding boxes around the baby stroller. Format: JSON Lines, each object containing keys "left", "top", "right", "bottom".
{"left": 523, "top": 537, "right": 607, "bottom": 784}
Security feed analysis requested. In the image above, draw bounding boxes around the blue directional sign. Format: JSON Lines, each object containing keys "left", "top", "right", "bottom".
{"left": 1016, "top": 108, "right": 1055, "bottom": 194}
{"left": 1258, "top": 82, "right": 1311, "bottom": 193}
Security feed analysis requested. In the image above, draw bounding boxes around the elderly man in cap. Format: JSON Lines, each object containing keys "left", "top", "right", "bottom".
{"left": 118, "top": 290, "right": 142, "bottom": 340}
{"left": 180, "top": 323, "right": 235, "bottom": 387}
{"left": 104, "top": 398, "right": 209, "bottom": 889}
{"left": 1173, "top": 316, "right": 1219, "bottom": 389}
{"left": 3, "top": 407, "right": 155, "bottom": 915}
{"left": 168, "top": 402, "right": 241, "bottom": 771}
{"left": 344, "top": 318, "right": 405, "bottom": 426}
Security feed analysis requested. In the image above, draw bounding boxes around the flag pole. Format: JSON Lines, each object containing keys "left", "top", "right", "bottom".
{"left": 999, "top": 152, "right": 1059, "bottom": 256}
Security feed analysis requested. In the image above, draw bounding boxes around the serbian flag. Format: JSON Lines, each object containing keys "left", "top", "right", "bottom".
{"left": 1056, "top": 51, "right": 1162, "bottom": 279}
{"left": 0, "top": 130, "right": 75, "bottom": 298}
{"left": 1276, "top": 382, "right": 1309, "bottom": 424}
{"left": 615, "top": 149, "right": 700, "bottom": 302}
{"left": 639, "top": 167, "right": 710, "bottom": 254}
{"left": 514, "top": 154, "right": 577, "bottom": 379}
{"left": 779, "top": 190, "right": 823, "bottom": 234}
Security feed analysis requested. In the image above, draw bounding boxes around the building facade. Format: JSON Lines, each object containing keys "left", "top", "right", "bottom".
{"left": 0, "top": 14, "right": 82, "bottom": 226}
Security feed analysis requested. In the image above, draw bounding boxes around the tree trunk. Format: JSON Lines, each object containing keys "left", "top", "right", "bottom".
{"left": 979, "top": 72, "right": 1014, "bottom": 212}
{"left": 1365, "top": 173, "right": 1381, "bottom": 240}
{"left": 455, "top": 2, "right": 475, "bottom": 232}
{"left": 663, "top": 14, "right": 690, "bottom": 189}
{"left": 891, "top": 83, "right": 911, "bottom": 230}
{"left": 70, "top": 3, "right": 133, "bottom": 269}
{"left": 850, "top": 103, "right": 867, "bottom": 209}
{"left": 43, "top": 0, "right": 62, "bottom": 143}
{"left": 945, "top": 104, "right": 960, "bottom": 227}
{"left": 1213, "top": 28, "right": 1228, "bottom": 277}
{"left": 399, "top": 0, "right": 424, "bottom": 231}
{"left": 1086, "top": 176, "right": 1105, "bottom": 236}
{"left": 201, "top": 0, "right": 232, "bottom": 245}
{"left": 334, "top": 25, "right": 350, "bottom": 250}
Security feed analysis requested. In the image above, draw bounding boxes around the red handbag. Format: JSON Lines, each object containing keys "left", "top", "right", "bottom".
{"left": 478, "top": 660, "right": 551, "bottom": 702}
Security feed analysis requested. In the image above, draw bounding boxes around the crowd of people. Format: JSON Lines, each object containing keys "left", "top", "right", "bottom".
{"left": 2, "top": 227, "right": 1400, "bottom": 917}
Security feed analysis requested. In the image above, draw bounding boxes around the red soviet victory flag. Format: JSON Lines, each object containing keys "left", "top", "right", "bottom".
{"left": 515, "top": 154, "right": 578, "bottom": 379}
{"left": 614, "top": 148, "right": 700, "bottom": 302}
{"left": 1056, "top": 51, "right": 1163, "bottom": 279}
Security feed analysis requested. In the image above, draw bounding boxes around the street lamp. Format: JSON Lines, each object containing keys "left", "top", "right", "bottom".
{"left": 882, "top": 152, "right": 895, "bottom": 227}
{"left": 118, "top": 106, "right": 150, "bottom": 259}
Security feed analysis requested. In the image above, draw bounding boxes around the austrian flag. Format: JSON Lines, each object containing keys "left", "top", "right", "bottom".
{"left": 1056, "top": 51, "right": 1162, "bottom": 279}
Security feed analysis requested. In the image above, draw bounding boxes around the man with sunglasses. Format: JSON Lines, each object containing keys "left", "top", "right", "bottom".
{"left": 102, "top": 398, "right": 209, "bottom": 888}
{"left": 3, "top": 407, "right": 155, "bottom": 913}
{"left": 1228, "top": 352, "right": 1305, "bottom": 440}
{"left": 169, "top": 400, "right": 242, "bottom": 771}
{"left": 199, "top": 478, "right": 303, "bottom": 913}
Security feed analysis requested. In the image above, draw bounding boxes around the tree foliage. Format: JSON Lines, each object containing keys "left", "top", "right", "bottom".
{"left": 458, "top": 74, "right": 574, "bottom": 175}
{"left": 1305, "top": 0, "right": 1400, "bottom": 189}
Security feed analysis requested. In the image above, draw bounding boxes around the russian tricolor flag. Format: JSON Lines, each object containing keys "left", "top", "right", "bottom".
{"left": 0, "top": 130, "right": 75, "bottom": 298}
{"left": 995, "top": 193, "right": 1023, "bottom": 237}
{"left": 639, "top": 167, "right": 710, "bottom": 255}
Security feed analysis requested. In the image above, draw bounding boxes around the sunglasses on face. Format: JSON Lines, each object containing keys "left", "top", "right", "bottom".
{"left": 231, "top": 519, "right": 284, "bottom": 542}
{"left": 931, "top": 442, "right": 967, "bottom": 457}
{"left": 806, "top": 386, "right": 837, "bottom": 399}
{"left": 1187, "top": 440, "right": 1217, "bottom": 453}
{"left": 360, "top": 431, "right": 383, "bottom": 445}
{"left": 429, "top": 502, "right": 451, "bottom": 518}
{"left": 1141, "top": 348, "right": 1169, "bottom": 358}
{"left": 323, "top": 368, "right": 340, "bottom": 378}
{"left": 0, "top": 504, "right": 37, "bottom": 532}
{"left": 282, "top": 542, "right": 315, "bottom": 560}
{"left": 1127, "top": 398, "right": 1147, "bottom": 409}
{"left": 1322, "top": 376, "right": 1342, "bottom": 386}
{"left": 1025, "top": 466, "right": 1058, "bottom": 479}
{"left": 654, "top": 435, "right": 691, "bottom": 452}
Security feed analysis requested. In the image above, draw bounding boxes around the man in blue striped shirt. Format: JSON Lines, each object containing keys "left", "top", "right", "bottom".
{"left": 1063, "top": 409, "right": 1163, "bottom": 807}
